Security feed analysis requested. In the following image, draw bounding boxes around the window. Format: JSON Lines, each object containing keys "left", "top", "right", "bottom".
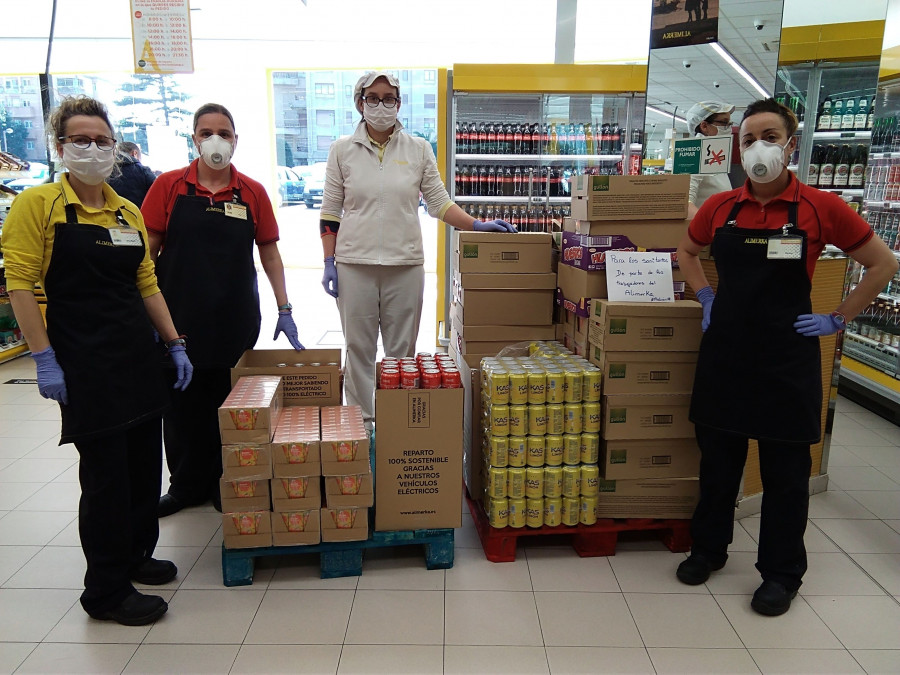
{"left": 22, "top": 100, "right": 31, "bottom": 107}
{"left": 26, "top": 141, "right": 34, "bottom": 149}
{"left": 424, "top": 70, "right": 436, "bottom": 82}
{"left": 402, "top": 118, "right": 409, "bottom": 127}
{"left": 345, "top": 111, "right": 354, "bottom": 124}
{"left": 424, "top": 94, "right": 436, "bottom": 109}
{"left": 345, "top": 85, "right": 352, "bottom": 97}
{"left": 316, "top": 110, "right": 335, "bottom": 126}
{"left": 316, "top": 135, "right": 333, "bottom": 151}
{"left": 402, "top": 70, "right": 409, "bottom": 81}
{"left": 315, "top": 83, "right": 335, "bottom": 96}
{"left": 424, "top": 118, "right": 435, "bottom": 130}
{"left": 24, "top": 121, "right": 32, "bottom": 129}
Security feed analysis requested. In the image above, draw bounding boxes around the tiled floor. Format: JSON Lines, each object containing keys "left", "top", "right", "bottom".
{"left": 1, "top": 354, "right": 899, "bottom": 675}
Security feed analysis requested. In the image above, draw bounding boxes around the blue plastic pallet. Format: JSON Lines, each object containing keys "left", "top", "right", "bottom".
{"left": 221, "top": 526, "right": 454, "bottom": 586}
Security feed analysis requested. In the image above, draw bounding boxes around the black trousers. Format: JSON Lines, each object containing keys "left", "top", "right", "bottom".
{"left": 690, "top": 423, "right": 812, "bottom": 592}
{"left": 75, "top": 417, "right": 162, "bottom": 615}
{"left": 163, "top": 367, "right": 232, "bottom": 504}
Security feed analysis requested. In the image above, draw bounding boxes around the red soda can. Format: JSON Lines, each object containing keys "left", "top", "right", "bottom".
{"left": 422, "top": 368, "right": 442, "bottom": 389}
{"left": 416, "top": 351, "right": 432, "bottom": 362}
{"left": 380, "top": 367, "right": 400, "bottom": 389}
{"left": 400, "top": 366, "right": 420, "bottom": 389}
{"left": 399, "top": 357, "right": 417, "bottom": 368}
{"left": 382, "top": 357, "right": 399, "bottom": 367}
{"left": 419, "top": 360, "right": 438, "bottom": 373}
{"left": 441, "top": 367, "right": 462, "bottom": 389}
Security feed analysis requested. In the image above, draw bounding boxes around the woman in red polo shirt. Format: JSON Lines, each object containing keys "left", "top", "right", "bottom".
{"left": 675, "top": 98, "right": 898, "bottom": 616}
{"left": 141, "top": 103, "right": 303, "bottom": 517}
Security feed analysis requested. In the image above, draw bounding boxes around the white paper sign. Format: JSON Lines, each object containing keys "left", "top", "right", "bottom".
{"left": 130, "top": 0, "right": 194, "bottom": 74}
{"left": 605, "top": 251, "right": 675, "bottom": 303}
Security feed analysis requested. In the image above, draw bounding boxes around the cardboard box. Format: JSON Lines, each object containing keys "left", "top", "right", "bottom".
{"left": 221, "top": 443, "right": 273, "bottom": 481}
{"left": 454, "top": 231, "right": 553, "bottom": 274}
{"left": 323, "top": 473, "right": 374, "bottom": 508}
{"left": 218, "top": 376, "right": 283, "bottom": 444}
{"left": 448, "top": 341, "right": 490, "bottom": 369}
{"left": 564, "top": 216, "right": 690, "bottom": 240}
{"left": 600, "top": 438, "right": 701, "bottom": 479}
{"left": 558, "top": 262, "right": 685, "bottom": 304}
{"left": 374, "top": 387, "right": 465, "bottom": 531}
{"left": 450, "top": 303, "right": 557, "bottom": 342}
{"left": 271, "top": 475, "right": 322, "bottom": 511}
{"left": 219, "top": 478, "right": 271, "bottom": 513}
{"left": 232, "top": 349, "right": 342, "bottom": 406}
{"left": 594, "top": 478, "right": 700, "bottom": 519}
{"left": 222, "top": 511, "right": 273, "bottom": 549}
{"left": 321, "top": 506, "right": 369, "bottom": 541}
{"left": 450, "top": 322, "right": 525, "bottom": 360}
{"left": 271, "top": 406, "right": 321, "bottom": 478}
{"left": 272, "top": 509, "right": 321, "bottom": 546}
{"left": 320, "top": 406, "right": 370, "bottom": 475}
{"left": 588, "top": 300, "right": 702, "bottom": 352}
{"left": 589, "top": 348, "right": 698, "bottom": 395}
{"left": 571, "top": 174, "right": 689, "bottom": 221}
{"left": 452, "top": 272, "right": 556, "bottom": 326}
{"left": 457, "top": 356, "right": 483, "bottom": 499}
{"left": 561, "top": 231, "right": 680, "bottom": 273}
{"left": 602, "top": 393, "right": 694, "bottom": 440}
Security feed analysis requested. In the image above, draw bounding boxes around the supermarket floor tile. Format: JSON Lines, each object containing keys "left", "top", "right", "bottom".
{"left": 2, "top": 344, "right": 900, "bottom": 675}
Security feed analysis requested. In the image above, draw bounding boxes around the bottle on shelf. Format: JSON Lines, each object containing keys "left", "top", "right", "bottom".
{"left": 849, "top": 145, "right": 867, "bottom": 188}
{"left": 854, "top": 96, "right": 869, "bottom": 130}
{"left": 585, "top": 122, "right": 594, "bottom": 155}
{"left": 817, "top": 97, "right": 833, "bottom": 131}
{"left": 487, "top": 123, "right": 498, "bottom": 154}
{"left": 841, "top": 98, "right": 856, "bottom": 131}
{"left": 819, "top": 144, "right": 837, "bottom": 187}
{"left": 808, "top": 144, "right": 823, "bottom": 187}
{"left": 548, "top": 123, "right": 558, "bottom": 155}
{"left": 833, "top": 144, "right": 853, "bottom": 187}
{"left": 867, "top": 101, "right": 875, "bottom": 131}
{"left": 829, "top": 99, "right": 844, "bottom": 130}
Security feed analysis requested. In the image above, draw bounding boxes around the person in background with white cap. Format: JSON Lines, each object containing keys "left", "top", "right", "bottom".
{"left": 320, "top": 71, "right": 516, "bottom": 430}
{"left": 686, "top": 100, "right": 736, "bottom": 219}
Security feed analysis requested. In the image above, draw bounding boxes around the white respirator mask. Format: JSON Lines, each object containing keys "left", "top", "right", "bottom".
{"left": 741, "top": 139, "right": 790, "bottom": 184}
{"left": 62, "top": 144, "right": 116, "bottom": 186}
{"left": 198, "top": 134, "right": 234, "bottom": 170}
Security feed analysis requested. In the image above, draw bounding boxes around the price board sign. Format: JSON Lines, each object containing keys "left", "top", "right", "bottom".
{"left": 130, "top": 0, "right": 194, "bottom": 74}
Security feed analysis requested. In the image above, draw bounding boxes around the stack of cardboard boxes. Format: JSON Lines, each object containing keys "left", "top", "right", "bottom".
{"left": 320, "top": 405, "right": 371, "bottom": 542}
{"left": 588, "top": 299, "right": 704, "bottom": 519}
{"left": 270, "top": 406, "right": 322, "bottom": 546}
{"left": 450, "top": 231, "right": 557, "bottom": 368}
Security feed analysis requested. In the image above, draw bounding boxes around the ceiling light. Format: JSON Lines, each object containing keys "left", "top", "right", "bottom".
{"left": 646, "top": 105, "right": 687, "bottom": 125}
{"left": 709, "top": 42, "right": 770, "bottom": 98}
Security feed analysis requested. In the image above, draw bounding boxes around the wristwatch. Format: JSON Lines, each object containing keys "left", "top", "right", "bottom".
{"left": 278, "top": 302, "right": 293, "bottom": 312}
{"left": 831, "top": 311, "right": 846, "bottom": 329}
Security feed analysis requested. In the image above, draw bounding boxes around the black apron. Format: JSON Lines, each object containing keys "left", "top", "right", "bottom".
{"left": 154, "top": 183, "right": 260, "bottom": 368}
{"left": 44, "top": 202, "right": 168, "bottom": 444}
{"left": 690, "top": 200, "right": 822, "bottom": 443}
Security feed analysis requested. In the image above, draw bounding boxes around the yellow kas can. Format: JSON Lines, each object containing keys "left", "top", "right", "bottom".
{"left": 486, "top": 466, "right": 507, "bottom": 499}
{"left": 582, "top": 402, "right": 601, "bottom": 434}
{"left": 561, "top": 496, "right": 580, "bottom": 526}
{"left": 580, "top": 432, "right": 600, "bottom": 464}
{"left": 543, "top": 466, "right": 563, "bottom": 498}
{"left": 543, "top": 496, "right": 562, "bottom": 527}
{"left": 580, "top": 464, "right": 600, "bottom": 496}
{"left": 508, "top": 369, "right": 529, "bottom": 405}
{"left": 545, "top": 368, "right": 566, "bottom": 404}
{"left": 488, "top": 497, "right": 509, "bottom": 528}
{"left": 546, "top": 403, "right": 565, "bottom": 435}
{"left": 564, "top": 403, "right": 583, "bottom": 435}
{"left": 489, "top": 368, "right": 510, "bottom": 404}
{"left": 527, "top": 370, "right": 547, "bottom": 405}
{"left": 545, "top": 434, "right": 564, "bottom": 466}
{"left": 583, "top": 368, "right": 602, "bottom": 402}
{"left": 488, "top": 435, "right": 509, "bottom": 467}
{"left": 525, "top": 467, "right": 544, "bottom": 499}
{"left": 562, "top": 465, "right": 581, "bottom": 498}
{"left": 526, "top": 497, "right": 544, "bottom": 528}
{"left": 580, "top": 495, "right": 598, "bottom": 525}
{"left": 508, "top": 497, "right": 527, "bottom": 528}
{"left": 528, "top": 404, "right": 548, "bottom": 436}
{"left": 490, "top": 404, "right": 510, "bottom": 437}
{"left": 507, "top": 436, "right": 527, "bottom": 467}
{"left": 564, "top": 369, "right": 583, "bottom": 403}
{"left": 526, "top": 435, "right": 546, "bottom": 467}
{"left": 508, "top": 404, "right": 528, "bottom": 437}
{"left": 562, "top": 433, "right": 581, "bottom": 465}
{"left": 507, "top": 467, "right": 526, "bottom": 499}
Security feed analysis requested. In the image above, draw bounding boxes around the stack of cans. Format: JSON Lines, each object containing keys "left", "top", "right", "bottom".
{"left": 379, "top": 353, "right": 462, "bottom": 390}
{"left": 480, "top": 341, "right": 602, "bottom": 529}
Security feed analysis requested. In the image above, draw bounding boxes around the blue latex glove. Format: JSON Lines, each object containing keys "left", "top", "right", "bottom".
{"left": 794, "top": 313, "right": 844, "bottom": 336}
{"left": 322, "top": 256, "right": 339, "bottom": 298}
{"left": 474, "top": 219, "right": 518, "bottom": 233}
{"left": 696, "top": 285, "right": 715, "bottom": 333}
{"left": 274, "top": 311, "right": 305, "bottom": 350}
{"left": 168, "top": 344, "right": 194, "bottom": 391}
{"left": 32, "top": 346, "right": 68, "bottom": 405}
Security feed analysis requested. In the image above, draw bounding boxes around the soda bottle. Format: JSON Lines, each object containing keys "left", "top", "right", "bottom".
{"left": 478, "top": 123, "right": 488, "bottom": 154}
{"left": 819, "top": 144, "right": 837, "bottom": 187}
{"left": 567, "top": 123, "right": 576, "bottom": 154}
{"left": 849, "top": 145, "right": 868, "bottom": 188}
{"left": 867, "top": 101, "right": 875, "bottom": 130}
{"left": 549, "top": 123, "right": 558, "bottom": 155}
{"left": 500, "top": 166, "right": 511, "bottom": 196}
{"left": 513, "top": 166, "right": 523, "bottom": 196}
{"left": 477, "top": 165, "right": 488, "bottom": 196}
{"left": 817, "top": 97, "right": 832, "bottom": 131}
{"left": 532, "top": 123, "right": 542, "bottom": 155}
{"left": 599, "top": 122, "right": 611, "bottom": 154}
{"left": 855, "top": 97, "right": 869, "bottom": 130}
{"left": 833, "top": 144, "right": 853, "bottom": 187}
{"left": 611, "top": 121, "right": 621, "bottom": 155}
{"left": 455, "top": 121, "right": 463, "bottom": 154}
{"left": 808, "top": 145, "right": 823, "bottom": 187}
{"left": 455, "top": 165, "right": 463, "bottom": 195}
{"left": 585, "top": 122, "right": 594, "bottom": 155}
{"left": 841, "top": 98, "right": 856, "bottom": 131}
{"left": 522, "top": 123, "right": 533, "bottom": 155}
{"left": 630, "top": 127, "right": 643, "bottom": 146}
{"left": 830, "top": 99, "right": 844, "bottom": 131}
{"left": 487, "top": 166, "right": 497, "bottom": 196}
{"left": 487, "top": 123, "right": 498, "bottom": 154}
{"left": 513, "top": 124, "right": 523, "bottom": 155}
{"left": 576, "top": 123, "right": 586, "bottom": 155}
{"left": 539, "top": 166, "right": 549, "bottom": 197}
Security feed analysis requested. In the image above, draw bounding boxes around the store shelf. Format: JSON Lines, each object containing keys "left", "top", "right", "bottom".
{"left": 808, "top": 130, "right": 872, "bottom": 140}
{"left": 820, "top": 188, "right": 865, "bottom": 196}
{"left": 455, "top": 154, "right": 621, "bottom": 162}
{"left": 454, "top": 195, "right": 571, "bottom": 204}
{"left": 0, "top": 342, "right": 29, "bottom": 364}
{"left": 839, "top": 356, "right": 900, "bottom": 423}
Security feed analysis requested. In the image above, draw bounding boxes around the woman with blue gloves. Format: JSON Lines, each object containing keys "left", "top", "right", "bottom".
{"left": 142, "top": 103, "right": 303, "bottom": 517}
{"left": 676, "top": 98, "right": 898, "bottom": 616}
{"left": 320, "top": 71, "right": 515, "bottom": 429}
{"left": 1, "top": 96, "right": 193, "bottom": 626}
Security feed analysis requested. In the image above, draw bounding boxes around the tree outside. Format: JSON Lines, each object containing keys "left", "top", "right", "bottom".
{"left": 113, "top": 74, "right": 193, "bottom": 151}
{"left": 0, "top": 108, "right": 30, "bottom": 161}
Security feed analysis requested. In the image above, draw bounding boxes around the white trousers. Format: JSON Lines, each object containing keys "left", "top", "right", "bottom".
{"left": 336, "top": 263, "right": 425, "bottom": 421}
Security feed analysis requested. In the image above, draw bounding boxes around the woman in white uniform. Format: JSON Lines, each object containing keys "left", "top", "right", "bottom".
{"left": 686, "top": 100, "right": 736, "bottom": 219}
{"left": 319, "top": 71, "right": 515, "bottom": 428}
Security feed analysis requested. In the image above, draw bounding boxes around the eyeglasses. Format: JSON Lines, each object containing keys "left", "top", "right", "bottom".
{"left": 58, "top": 135, "right": 117, "bottom": 151}
{"left": 362, "top": 95, "right": 399, "bottom": 109}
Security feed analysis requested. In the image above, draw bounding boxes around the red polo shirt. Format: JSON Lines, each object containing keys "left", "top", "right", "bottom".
{"left": 688, "top": 173, "right": 874, "bottom": 280}
{"left": 141, "top": 159, "right": 280, "bottom": 246}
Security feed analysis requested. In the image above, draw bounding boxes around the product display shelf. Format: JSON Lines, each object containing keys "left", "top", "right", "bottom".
{"left": 220, "top": 435, "right": 455, "bottom": 586}
{"left": 0, "top": 262, "right": 28, "bottom": 364}
{"left": 464, "top": 488, "right": 690, "bottom": 564}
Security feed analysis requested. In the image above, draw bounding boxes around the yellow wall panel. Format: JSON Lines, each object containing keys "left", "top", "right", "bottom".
{"left": 453, "top": 64, "right": 648, "bottom": 94}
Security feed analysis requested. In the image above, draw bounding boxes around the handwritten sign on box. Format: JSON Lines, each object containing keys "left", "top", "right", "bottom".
{"left": 605, "top": 251, "right": 675, "bottom": 303}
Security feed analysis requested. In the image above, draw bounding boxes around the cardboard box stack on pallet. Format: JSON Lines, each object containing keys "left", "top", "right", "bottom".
{"left": 270, "top": 406, "right": 322, "bottom": 546}
{"left": 450, "top": 231, "right": 557, "bottom": 368}
{"left": 320, "top": 405, "right": 371, "bottom": 542}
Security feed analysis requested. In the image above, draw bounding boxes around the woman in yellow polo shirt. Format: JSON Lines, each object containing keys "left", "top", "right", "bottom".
{"left": 0, "top": 96, "right": 192, "bottom": 627}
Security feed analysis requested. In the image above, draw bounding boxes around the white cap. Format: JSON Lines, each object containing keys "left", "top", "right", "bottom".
{"left": 353, "top": 71, "right": 400, "bottom": 102}
{"left": 686, "top": 101, "right": 735, "bottom": 134}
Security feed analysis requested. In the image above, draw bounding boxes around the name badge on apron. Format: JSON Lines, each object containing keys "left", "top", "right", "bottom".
{"left": 108, "top": 228, "right": 142, "bottom": 247}
{"left": 767, "top": 224, "right": 802, "bottom": 260}
{"left": 224, "top": 202, "right": 248, "bottom": 220}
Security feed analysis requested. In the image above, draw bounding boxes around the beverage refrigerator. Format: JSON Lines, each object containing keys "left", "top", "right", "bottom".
{"left": 435, "top": 63, "right": 648, "bottom": 344}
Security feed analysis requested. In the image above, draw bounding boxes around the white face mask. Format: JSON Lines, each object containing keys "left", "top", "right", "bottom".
{"left": 712, "top": 125, "right": 731, "bottom": 136}
{"left": 362, "top": 104, "right": 398, "bottom": 132}
{"left": 741, "top": 139, "right": 790, "bottom": 184}
{"left": 62, "top": 144, "right": 116, "bottom": 186}
{"left": 198, "top": 134, "right": 233, "bottom": 170}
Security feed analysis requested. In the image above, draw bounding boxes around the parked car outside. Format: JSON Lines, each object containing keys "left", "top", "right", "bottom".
{"left": 295, "top": 162, "right": 327, "bottom": 209}
{"left": 5, "top": 176, "right": 48, "bottom": 192}
{"left": 277, "top": 166, "right": 305, "bottom": 205}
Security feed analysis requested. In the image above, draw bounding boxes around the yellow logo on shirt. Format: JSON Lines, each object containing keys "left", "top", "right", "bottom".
{"left": 744, "top": 238, "right": 768, "bottom": 244}
{"left": 393, "top": 160, "right": 408, "bottom": 165}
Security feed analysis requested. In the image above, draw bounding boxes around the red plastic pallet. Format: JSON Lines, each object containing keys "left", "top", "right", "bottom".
{"left": 465, "top": 489, "right": 692, "bottom": 563}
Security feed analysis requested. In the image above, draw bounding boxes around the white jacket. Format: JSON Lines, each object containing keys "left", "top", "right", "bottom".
{"left": 321, "top": 121, "right": 452, "bottom": 265}
{"left": 689, "top": 132, "right": 733, "bottom": 208}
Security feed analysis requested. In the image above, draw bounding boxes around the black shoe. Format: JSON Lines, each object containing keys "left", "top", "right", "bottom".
{"left": 751, "top": 580, "right": 797, "bottom": 616}
{"left": 676, "top": 554, "right": 725, "bottom": 585}
{"left": 157, "top": 494, "right": 185, "bottom": 518}
{"left": 92, "top": 591, "right": 168, "bottom": 626}
{"left": 132, "top": 558, "right": 177, "bottom": 585}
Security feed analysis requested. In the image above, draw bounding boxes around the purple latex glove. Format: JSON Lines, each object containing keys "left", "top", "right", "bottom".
{"left": 168, "top": 344, "right": 194, "bottom": 391}
{"left": 274, "top": 311, "right": 305, "bottom": 350}
{"left": 474, "top": 219, "right": 518, "bottom": 233}
{"left": 322, "top": 256, "right": 339, "bottom": 298}
{"left": 696, "top": 285, "right": 715, "bottom": 332}
{"left": 32, "top": 346, "right": 68, "bottom": 405}
{"left": 793, "top": 313, "right": 844, "bottom": 336}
